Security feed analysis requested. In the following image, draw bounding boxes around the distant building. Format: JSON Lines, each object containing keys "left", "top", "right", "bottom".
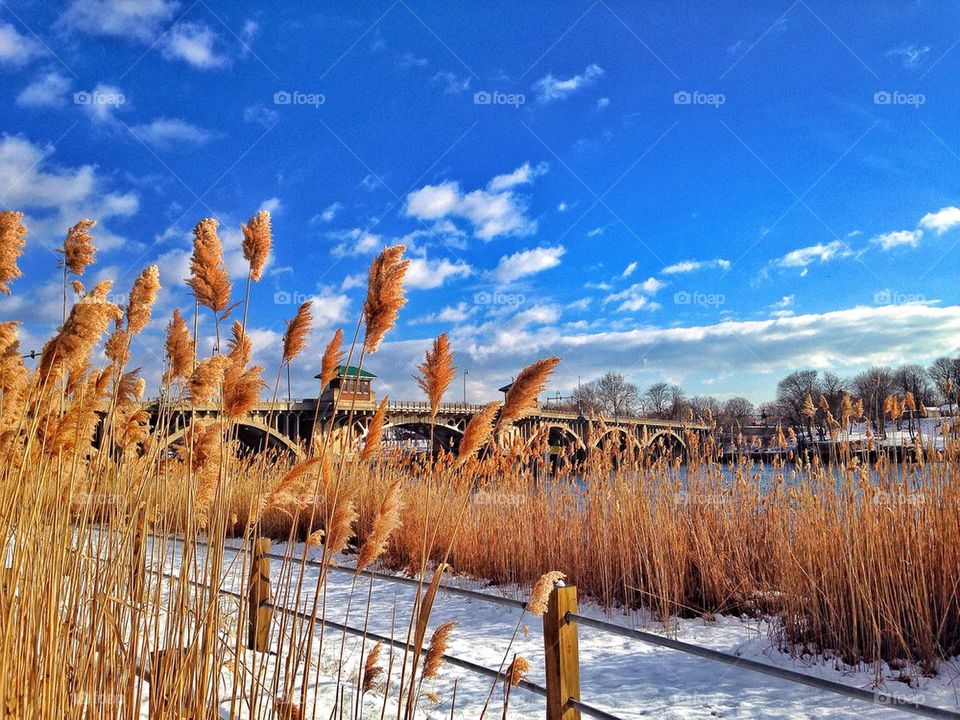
{"left": 315, "top": 365, "right": 377, "bottom": 409}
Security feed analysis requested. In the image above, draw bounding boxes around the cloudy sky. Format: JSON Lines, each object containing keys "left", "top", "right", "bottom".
{"left": 2, "top": 0, "right": 960, "bottom": 404}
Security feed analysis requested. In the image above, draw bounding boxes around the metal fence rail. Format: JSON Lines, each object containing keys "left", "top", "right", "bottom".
{"left": 158, "top": 536, "right": 960, "bottom": 719}
{"left": 568, "top": 614, "right": 960, "bottom": 720}
{"left": 145, "top": 564, "right": 623, "bottom": 720}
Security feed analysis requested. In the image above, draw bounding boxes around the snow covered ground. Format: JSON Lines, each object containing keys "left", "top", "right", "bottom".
{"left": 144, "top": 537, "right": 960, "bottom": 719}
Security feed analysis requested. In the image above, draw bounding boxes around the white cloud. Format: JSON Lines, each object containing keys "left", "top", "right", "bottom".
{"left": 604, "top": 277, "right": 665, "bottom": 312}
{"left": 162, "top": 22, "right": 229, "bottom": 69}
{"left": 360, "top": 174, "right": 384, "bottom": 191}
{"left": 129, "top": 117, "right": 213, "bottom": 149}
{"left": 487, "top": 161, "right": 548, "bottom": 192}
{"left": 370, "top": 303, "right": 960, "bottom": 403}
{"left": 919, "top": 206, "right": 960, "bottom": 235}
{"left": 59, "top": 0, "right": 177, "bottom": 41}
{"left": 432, "top": 71, "right": 471, "bottom": 94}
{"left": 886, "top": 44, "right": 930, "bottom": 69}
{"left": 587, "top": 227, "right": 604, "bottom": 238}
{"left": 317, "top": 202, "right": 343, "bottom": 223}
{"left": 244, "top": 105, "right": 278, "bottom": 127}
{"left": 492, "top": 246, "right": 565, "bottom": 283}
{"left": 405, "top": 164, "right": 544, "bottom": 241}
{"left": 329, "top": 228, "right": 382, "bottom": 257}
{"left": 597, "top": 97, "right": 610, "bottom": 110}
{"left": 411, "top": 301, "right": 478, "bottom": 325}
{"left": 240, "top": 19, "right": 258, "bottom": 43}
{"left": 0, "top": 22, "right": 45, "bottom": 66}
{"left": 77, "top": 82, "right": 126, "bottom": 123}
{"left": 557, "top": 201, "right": 568, "bottom": 212}
{"left": 0, "top": 134, "right": 139, "bottom": 252}
{"left": 396, "top": 52, "right": 427, "bottom": 69}
{"left": 662, "top": 258, "right": 731, "bottom": 274}
{"left": 405, "top": 257, "right": 473, "bottom": 289}
{"left": 309, "top": 289, "right": 351, "bottom": 329}
{"left": 17, "top": 71, "right": 72, "bottom": 108}
{"left": 260, "top": 197, "right": 282, "bottom": 215}
{"left": 534, "top": 64, "right": 604, "bottom": 103}
{"left": 340, "top": 273, "right": 365, "bottom": 291}
{"left": 406, "top": 181, "right": 459, "bottom": 217}
{"left": 773, "top": 241, "right": 852, "bottom": 275}
{"left": 870, "top": 229, "right": 922, "bottom": 251}
{"left": 771, "top": 295, "right": 794, "bottom": 309}
{"left": 621, "top": 261, "right": 637, "bottom": 278}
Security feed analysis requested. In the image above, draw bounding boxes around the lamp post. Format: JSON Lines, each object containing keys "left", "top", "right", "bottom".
{"left": 463, "top": 369, "right": 469, "bottom": 404}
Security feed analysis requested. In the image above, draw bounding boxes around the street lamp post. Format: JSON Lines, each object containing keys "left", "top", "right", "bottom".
{"left": 463, "top": 369, "right": 469, "bottom": 404}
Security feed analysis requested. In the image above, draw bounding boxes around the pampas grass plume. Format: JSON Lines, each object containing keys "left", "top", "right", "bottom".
{"left": 0, "top": 210, "right": 27, "bottom": 295}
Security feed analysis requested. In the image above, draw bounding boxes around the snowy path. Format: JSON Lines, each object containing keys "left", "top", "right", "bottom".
{"left": 147, "top": 537, "right": 960, "bottom": 719}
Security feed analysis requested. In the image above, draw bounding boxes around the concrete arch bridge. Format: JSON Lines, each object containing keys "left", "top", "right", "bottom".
{"left": 146, "top": 399, "right": 708, "bottom": 463}
{"left": 145, "top": 364, "right": 707, "bottom": 462}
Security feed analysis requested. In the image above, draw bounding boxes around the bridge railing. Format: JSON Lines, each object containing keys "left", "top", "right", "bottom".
{"left": 387, "top": 400, "right": 489, "bottom": 414}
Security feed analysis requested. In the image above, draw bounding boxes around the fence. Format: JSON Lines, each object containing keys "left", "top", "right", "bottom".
{"left": 145, "top": 536, "right": 960, "bottom": 720}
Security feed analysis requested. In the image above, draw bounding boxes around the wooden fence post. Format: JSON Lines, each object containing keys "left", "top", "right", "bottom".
{"left": 130, "top": 509, "right": 147, "bottom": 600}
{"left": 543, "top": 584, "right": 581, "bottom": 720}
{"left": 247, "top": 537, "right": 273, "bottom": 652}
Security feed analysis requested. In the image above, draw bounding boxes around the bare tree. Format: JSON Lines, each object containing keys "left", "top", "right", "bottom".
{"left": 776, "top": 369, "right": 819, "bottom": 440}
{"left": 569, "top": 382, "right": 602, "bottom": 415}
{"left": 928, "top": 356, "right": 960, "bottom": 408}
{"left": 595, "top": 372, "right": 640, "bottom": 418}
{"left": 819, "top": 371, "right": 848, "bottom": 417}
{"left": 688, "top": 395, "right": 720, "bottom": 422}
{"left": 642, "top": 382, "right": 671, "bottom": 418}
{"left": 667, "top": 385, "right": 689, "bottom": 420}
{"left": 851, "top": 366, "right": 894, "bottom": 438}
{"left": 719, "top": 396, "right": 755, "bottom": 430}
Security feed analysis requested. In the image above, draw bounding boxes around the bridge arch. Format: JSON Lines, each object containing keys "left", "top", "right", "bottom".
{"left": 525, "top": 423, "right": 586, "bottom": 451}
{"left": 591, "top": 426, "right": 643, "bottom": 454}
{"left": 378, "top": 420, "right": 464, "bottom": 453}
{"left": 159, "top": 418, "right": 305, "bottom": 460}
{"left": 644, "top": 428, "right": 687, "bottom": 460}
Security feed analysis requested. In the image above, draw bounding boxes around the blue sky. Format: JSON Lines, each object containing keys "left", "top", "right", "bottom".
{"left": 3, "top": 0, "right": 960, "bottom": 403}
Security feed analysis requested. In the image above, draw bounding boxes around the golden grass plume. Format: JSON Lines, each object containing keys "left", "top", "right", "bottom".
{"left": 416, "top": 332, "right": 456, "bottom": 418}
{"left": 126, "top": 264, "right": 160, "bottom": 334}
{"left": 187, "top": 217, "right": 232, "bottom": 312}
{"left": 363, "top": 244, "right": 408, "bottom": 353}
{"left": 241, "top": 209, "right": 271, "bottom": 282}
{"left": 164, "top": 309, "right": 194, "bottom": 382}
{"left": 62, "top": 218, "right": 96, "bottom": 276}
{"left": 497, "top": 356, "right": 560, "bottom": 429}
{"left": 282, "top": 300, "right": 312, "bottom": 364}
{"left": 0, "top": 210, "right": 27, "bottom": 295}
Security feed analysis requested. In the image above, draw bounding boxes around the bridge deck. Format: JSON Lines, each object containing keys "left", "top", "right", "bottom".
{"left": 142, "top": 398, "right": 710, "bottom": 431}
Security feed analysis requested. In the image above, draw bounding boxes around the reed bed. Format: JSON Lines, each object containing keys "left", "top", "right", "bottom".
{"left": 0, "top": 206, "right": 958, "bottom": 718}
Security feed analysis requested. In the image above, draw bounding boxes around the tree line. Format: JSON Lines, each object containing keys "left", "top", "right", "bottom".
{"left": 557, "top": 357, "right": 960, "bottom": 438}
{"left": 557, "top": 372, "right": 755, "bottom": 429}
